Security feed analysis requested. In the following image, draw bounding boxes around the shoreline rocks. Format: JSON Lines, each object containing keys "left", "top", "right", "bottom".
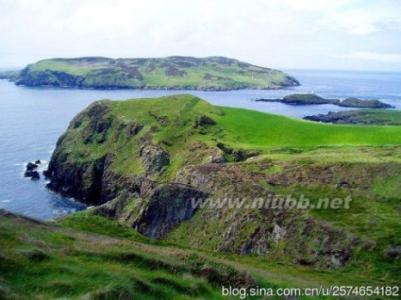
{"left": 304, "top": 109, "right": 401, "bottom": 125}
{"left": 24, "top": 161, "right": 41, "bottom": 180}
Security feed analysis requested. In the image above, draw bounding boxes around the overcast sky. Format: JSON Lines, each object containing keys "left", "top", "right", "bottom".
{"left": 1, "top": 0, "right": 401, "bottom": 71}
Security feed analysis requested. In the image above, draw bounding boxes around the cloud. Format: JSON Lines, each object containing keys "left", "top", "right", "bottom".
{"left": 0, "top": 0, "right": 400, "bottom": 70}
{"left": 320, "top": 0, "right": 401, "bottom": 35}
{"left": 282, "top": 0, "right": 351, "bottom": 12}
{"left": 342, "top": 51, "right": 401, "bottom": 63}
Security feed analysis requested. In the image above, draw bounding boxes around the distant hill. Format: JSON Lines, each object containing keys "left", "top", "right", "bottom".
{"left": 13, "top": 56, "right": 300, "bottom": 90}
{"left": 0, "top": 69, "right": 19, "bottom": 81}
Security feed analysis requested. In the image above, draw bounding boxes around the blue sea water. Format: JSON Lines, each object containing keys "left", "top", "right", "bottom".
{"left": 0, "top": 69, "right": 400, "bottom": 219}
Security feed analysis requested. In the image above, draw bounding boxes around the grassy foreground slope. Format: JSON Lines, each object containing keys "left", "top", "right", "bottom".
{"left": 15, "top": 56, "right": 299, "bottom": 90}
{"left": 0, "top": 210, "right": 260, "bottom": 300}
{"left": 2, "top": 206, "right": 399, "bottom": 300}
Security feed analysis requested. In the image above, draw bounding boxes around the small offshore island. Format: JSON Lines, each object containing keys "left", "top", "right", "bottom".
{"left": 5, "top": 56, "right": 300, "bottom": 90}
{"left": 256, "top": 93, "right": 394, "bottom": 109}
{"left": 305, "top": 109, "right": 401, "bottom": 125}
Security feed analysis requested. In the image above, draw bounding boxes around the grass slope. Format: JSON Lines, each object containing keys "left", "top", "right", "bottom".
{"left": 110, "top": 94, "right": 401, "bottom": 149}
{"left": 3, "top": 209, "right": 399, "bottom": 300}
{"left": 217, "top": 107, "right": 401, "bottom": 147}
{"left": 1, "top": 210, "right": 258, "bottom": 300}
{"left": 15, "top": 56, "right": 299, "bottom": 90}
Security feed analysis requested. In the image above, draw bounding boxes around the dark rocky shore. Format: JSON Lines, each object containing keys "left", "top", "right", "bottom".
{"left": 304, "top": 109, "right": 401, "bottom": 125}
{"left": 24, "top": 161, "right": 41, "bottom": 180}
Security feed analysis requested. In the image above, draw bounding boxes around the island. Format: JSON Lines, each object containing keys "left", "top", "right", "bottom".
{"left": 256, "top": 93, "right": 394, "bottom": 108}
{"left": 11, "top": 56, "right": 300, "bottom": 90}
{"left": 304, "top": 109, "right": 401, "bottom": 125}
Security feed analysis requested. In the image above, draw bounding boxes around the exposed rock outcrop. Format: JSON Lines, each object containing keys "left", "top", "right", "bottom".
{"left": 174, "top": 163, "right": 359, "bottom": 268}
{"left": 140, "top": 143, "right": 170, "bottom": 173}
{"left": 383, "top": 245, "right": 401, "bottom": 260}
{"left": 24, "top": 162, "right": 40, "bottom": 180}
{"left": 132, "top": 184, "right": 207, "bottom": 238}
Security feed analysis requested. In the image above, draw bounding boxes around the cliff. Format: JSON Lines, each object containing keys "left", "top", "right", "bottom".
{"left": 43, "top": 95, "right": 401, "bottom": 285}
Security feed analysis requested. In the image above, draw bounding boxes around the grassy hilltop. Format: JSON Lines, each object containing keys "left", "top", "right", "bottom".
{"left": 14, "top": 56, "right": 299, "bottom": 90}
{"left": 2, "top": 95, "right": 401, "bottom": 298}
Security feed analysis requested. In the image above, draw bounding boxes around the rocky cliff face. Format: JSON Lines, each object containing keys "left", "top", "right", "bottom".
{"left": 173, "top": 163, "right": 361, "bottom": 268}
{"left": 44, "top": 96, "right": 382, "bottom": 270}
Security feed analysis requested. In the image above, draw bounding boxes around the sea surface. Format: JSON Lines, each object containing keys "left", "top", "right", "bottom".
{"left": 1, "top": 69, "right": 400, "bottom": 219}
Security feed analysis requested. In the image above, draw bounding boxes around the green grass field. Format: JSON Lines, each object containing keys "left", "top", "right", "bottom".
{"left": 3, "top": 209, "right": 398, "bottom": 300}
{"left": 0, "top": 210, "right": 249, "bottom": 300}
{"left": 217, "top": 107, "right": 401, "bottom": 147}
{"left": 111, "top": 94, "right": 401, "bottom": 148}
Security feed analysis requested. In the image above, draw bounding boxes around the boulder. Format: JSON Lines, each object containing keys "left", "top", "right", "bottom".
{"left": 24, "top": 162, "right": 40, "bottom": 180}
{"left": 26, "top": 162, "right": 38, "bottom": 171}
{"left": 140, "top": 144, "right": 170, "bottom": 173}
{"left": 194, "top": 115, "right": 216, "bottom": 128}
{"left": 383, "top": 245, "right": 401, "bottom": 260}
{"left": 25, "top": 170, "right": 40, "bottom": 180}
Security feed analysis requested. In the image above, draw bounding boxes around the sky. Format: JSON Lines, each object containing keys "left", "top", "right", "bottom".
{"left": 1, "top": 0, "right": 401, "bottom": 71}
